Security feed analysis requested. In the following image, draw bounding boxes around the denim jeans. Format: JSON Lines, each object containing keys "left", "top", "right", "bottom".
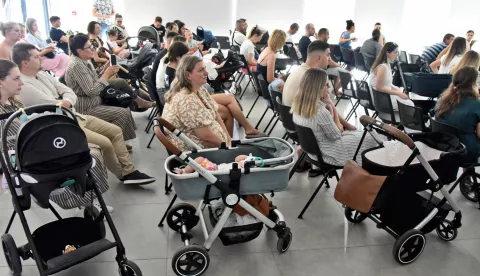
{"left": 99, "top": 23, "right": 111, "bottom": 41}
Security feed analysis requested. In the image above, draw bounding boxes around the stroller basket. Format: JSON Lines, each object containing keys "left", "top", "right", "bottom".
{"left": 165, "top": 138, "right": 294, "bottom": 200}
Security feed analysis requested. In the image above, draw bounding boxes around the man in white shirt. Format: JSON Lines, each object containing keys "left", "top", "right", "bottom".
{"left": 233, "top": 19, "right": 247, "bottom": 46}
{"left": 286, "top": 23, "right": 299, "bottom": 43}
{"left": 12, "top": 43, "right": 156, "bottom": 186}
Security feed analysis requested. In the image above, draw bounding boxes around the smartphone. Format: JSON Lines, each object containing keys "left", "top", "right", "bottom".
{"left": 110, "top": 54, "right": 117, "bottom": 66}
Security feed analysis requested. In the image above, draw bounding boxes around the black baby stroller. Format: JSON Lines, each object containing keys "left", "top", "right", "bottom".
{"left": 153, "top": 118, "right": 294, "bottom": 276}
{"left": 335, "top": 116, "right": 465, "bottom": 265}
{"left": 209, "top": 48, "right": 243, "bottom": 92}
{"left": 0, "top": 104, "right": 141, "bottom": 276}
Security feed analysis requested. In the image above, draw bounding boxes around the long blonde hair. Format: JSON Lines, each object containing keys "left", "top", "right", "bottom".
{"left": 450, "top": 50, "right": 480, "bottom": 75}
{"left": 25, "top": 18, "right": 42, "bottom": 40}
{"left": 435, "top": 66, "right": 479, "bottom": 117}
{"left": 291, "top": 68, "right": 327, "bottom": 118}
{"left": 164, "top": 55, "right": 203, "bottom": 103}
{"left": 442, "top": 37, "right": 467, "bottom": 66}
{"left": 268, "top": 29, "right": 287, "bottom": 52}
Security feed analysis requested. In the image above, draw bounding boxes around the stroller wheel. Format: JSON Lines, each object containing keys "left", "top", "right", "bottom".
{"left": 1, "top": 234, "right": 22, "bottom": 276}
{"left": 393, "top": 229, "right": 426, "bottom": 265}
{"left": 167, "top": 203, "right": 199, "bottom": 232}
{"left": 436, "top": 219, "right": 458, "bottom": 242}
{"left": 84, "top": 206, "right": 106, "bottom": 238}
{"left": 460, "top": 176, "right": 479, "bottom": 203}
{"left": 172, "top": 245, "right": 210, "bottom": 276}
{"left": 344, "top": 207, "right": 367, "bottom": 223}
{"left": 276, "top": 227, "right": 293, "bottom": 253}
{"left": 118, "top": 260, "right": 143, "bottom": 276}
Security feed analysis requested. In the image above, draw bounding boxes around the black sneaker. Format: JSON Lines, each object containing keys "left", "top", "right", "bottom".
{"left": 123, "top": 170, "right": 156, "bottom": 185}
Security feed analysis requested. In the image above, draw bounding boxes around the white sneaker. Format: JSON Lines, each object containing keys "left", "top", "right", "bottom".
{"left": 93, "top": 199, "right": 115, "bottom": 214}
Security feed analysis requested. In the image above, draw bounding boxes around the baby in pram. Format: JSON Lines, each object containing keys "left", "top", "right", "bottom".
{"left": 174, "top": 154, "right": 260, "bottom": 174}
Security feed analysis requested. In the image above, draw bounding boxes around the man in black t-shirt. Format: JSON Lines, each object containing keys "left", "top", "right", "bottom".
{"left": 49, "top": 16, "right": 69, "bottom": 54}
{"left": 150, "top": 16, "right": 166, "bottom": 43}
{"left": 298, "top": 23, "right": 316, "bottom": 62}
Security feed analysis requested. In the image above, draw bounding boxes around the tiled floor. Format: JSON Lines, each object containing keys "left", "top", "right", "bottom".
{"left": 1, "top": 81, "right": 480, "bottom": 276}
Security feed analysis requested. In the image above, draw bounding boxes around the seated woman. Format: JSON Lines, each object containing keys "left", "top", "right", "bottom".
{"left": 292, "top": 68, "right": 380, "bottom": 166}
{"left": 162, "top": 42, "right": 261, "bottom": 137}
{"left": 369, "top": 42, "right": 412, "bottom": 116}
{"left": 257, "top": 29, "right": 287, "bottom": 84}
{"left": 449, "top": 50, "right": 480, "bottom": 76}
{"left": 110, "top": 14, "right": 129, "bottom": 47}
{"left": 107, "top": 29, "right": 130, "bottom": 59}
{"left": 162, "top": 55, "right": 230, "bottom": 151}
{"left": 435, "top": 67, "right": 480, "bottom": 163}
{"left": 0, "top": 59, "right": 114, "bottom": 211}
{"left": 240, "top": 26, "right": 264, "bottom": 72}
{"left": 360, "top": 29, "right": 382, "bottom": 60}
{"left": 24, "top": 18, "right": 69, "bottom": 76}
{"left": 430, "top": 37, "right": 467, "bottom": 74}
{"left": 87, "top": 21, "right": 109, "bottom": 74}
{"left": 65, "top": 34, "right": 140, "bottom": 141}
{"left": 0, "top": 22, "right": 22, "bottom": 60}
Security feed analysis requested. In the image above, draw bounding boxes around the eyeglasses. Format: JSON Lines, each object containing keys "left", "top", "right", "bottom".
{"left": 83, "top": 45, "right": 95, "bottom": 50}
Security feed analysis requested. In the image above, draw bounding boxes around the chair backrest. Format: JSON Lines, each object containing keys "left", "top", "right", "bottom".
{"left": 364, "top": 54, "right": 376, "bottom": 72}
{"left": 353, "top": 51, "right": 367, "bottom": 72}
{"left": 143, "top": 67, "right": 164, "bottom": 113}
{"left": 276, "top": 97, "right": 296, "bottom": 132}
{"left": 409, "top": 54, "right": 420, "bottom": 65}
{"left": 430, "top": 119, "right": 459, "bottom": 136}
{"left": 251, "top": 71, "right": 263, "bottom": 96}
{"left": 257, "top": 74, "right": 273, "bottom": 107}
{"left": 212, "top": 36, "right": 231, "bottom": 49}
{"left": 231, "top": 45, "right": 240, "bottom": 53}
{"left": 399, "top": 51, "right": 408, "bottom": 63}
{"left": 354, "top": 80, "right": 374, "bottom": 110}
{"left": 285, "top": 42, "right": 301, "bottom": 65}
{"left": 269, "top": 88, "right": 282, "bottom": 113}
{"left": 397, "top": 100, "right": 428, "bottom": 132}
{"left": 341, "top": 48, "right": 355, "bottom": 67}
{"left": 338, "top": 71, "right": 356, "bottom": 98}
{"left": 371, "top": 88, "right": 396, "bottom": 123}
{"left": 295, "top": 123, "right": 325, "bottom": 164}
{"left": 239, "top": 54, "right": 251, "bottom": 71}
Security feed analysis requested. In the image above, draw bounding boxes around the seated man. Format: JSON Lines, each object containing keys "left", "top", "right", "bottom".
{"left": 49, "top": 16, "right": 69, "bottom": 54}
{"left": 317, "top": 28, "right": 348, "bottom": 96}
{"left": 232, "top": 19, "right": 247, "bottom": 47}
{"left": 422, "top": 34, "right": 455, "bottom": 64}
{"left": 13, "top": 43, "right": 156, "bottom": 186}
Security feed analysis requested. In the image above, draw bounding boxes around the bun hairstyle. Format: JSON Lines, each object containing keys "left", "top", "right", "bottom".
{"left": 248, "top": 25, "right": 263, "bottom": 39}
{"left": 346, "top": 20, "right": 355, "bottom": 30}
{"left": 0, "top": 21, "right": 19, "bottom": 37}
{"left": 372, "top": 29, "right": 381, "bottom": 41}
{"left": 164, "top": 41, "right": 189, "bottom": 64}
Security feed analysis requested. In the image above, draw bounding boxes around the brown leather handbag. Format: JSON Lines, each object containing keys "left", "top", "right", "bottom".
{"left": 233, "top": 194, "right": 270, "bottom": 217}
{"left": 334, "top": 160, "right": 387, "bottom": 213}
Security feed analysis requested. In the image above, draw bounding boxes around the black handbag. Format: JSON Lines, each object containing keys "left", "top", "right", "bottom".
{"left": 100, "top": 86, "right": 133, "bottom": 108}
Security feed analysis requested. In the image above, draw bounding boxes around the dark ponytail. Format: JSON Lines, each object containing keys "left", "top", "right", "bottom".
{"left": 248, "top": 25, "right": 263, "bottom": 39}
{"left": 346, "top": 20, "right": 355, "bottom": 30}
{"left": 164, "top": 41, "right": 189, "bottom": 64}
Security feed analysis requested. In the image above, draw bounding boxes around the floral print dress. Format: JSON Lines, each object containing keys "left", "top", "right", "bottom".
{"left": 93, "top": 0, "right": 114, "bottom": 24}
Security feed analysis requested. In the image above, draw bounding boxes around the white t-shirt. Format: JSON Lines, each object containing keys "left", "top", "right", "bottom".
{"left": 282, "top": 64, "right": 310, "bottom": 106}
{"left": 472, "top": 42, "right": 480, "bottom": 54}
{"left": 286, "top": 32, "right": 293, "bottom": 43}
{"left": 438, "top": 55, "right": 462, "bottom": 74}
{"left": 233, "top": 31, "right": 247, "bottom": 46}
{"left": 240, "top": 40, "right": 255, "bottom": 62}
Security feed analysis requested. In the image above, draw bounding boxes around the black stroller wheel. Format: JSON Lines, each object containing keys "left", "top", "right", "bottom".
{"left": 172, "top": 245, "right": 210, "bottom": 276}
{"left": 344, "top": 207, "right": 367, "bottom": 223}
{"left": 1, "top": 234, "right": 22, "bottom": 276}
{"left": 460, "top": 176, "right": 479, "bottom": 203}
{"left": 436, "top": 220, "right": 458, "bottom": 242}
{"left": 393, "top": 229, "right": 426, "bottom": 264}
{"left": 118, "top": 260, "right": 143, "bottom": 276}
{"left": 276, "top": 229, "right": 293, "bottom": 253}
{"left": 84, "top": 206, "right": 106, "bottom": 238}
{"left": 167, "top": 203, "right": 199, "bottom": 232}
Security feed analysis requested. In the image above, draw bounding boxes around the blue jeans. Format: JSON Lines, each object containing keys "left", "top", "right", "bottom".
{"left": 99, "top": 23, "right": 111, "bottom": 41}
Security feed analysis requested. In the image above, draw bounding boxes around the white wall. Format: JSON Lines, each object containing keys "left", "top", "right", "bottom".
{"left": 48, "top": 0, "right": 480, "bottom": 53}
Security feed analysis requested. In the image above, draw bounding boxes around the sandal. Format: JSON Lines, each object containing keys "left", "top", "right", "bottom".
{"left": 308, "top": 168, "right": 323, "bottom": 178}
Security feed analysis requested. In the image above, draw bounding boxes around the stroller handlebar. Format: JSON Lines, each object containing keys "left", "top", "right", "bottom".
{"left": 153, "top": 119, "right": 182, "bottom": 156}
{"left": 360, "top": 115, "right": 415, "bottom": 149}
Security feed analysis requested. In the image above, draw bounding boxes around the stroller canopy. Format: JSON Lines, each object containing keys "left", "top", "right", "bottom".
{"left": 137, "top": 26, "right": 160, "bottom": 45}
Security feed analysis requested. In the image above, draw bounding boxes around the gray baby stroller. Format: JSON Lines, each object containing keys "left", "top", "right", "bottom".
{"left": 153, "top": 118, "right": 294, "bottom": 276}
{"left": 0, "top": 104, "right": 141, "bottom": 276}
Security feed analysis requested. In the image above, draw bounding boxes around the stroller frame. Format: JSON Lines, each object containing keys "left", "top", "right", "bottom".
{"left": 153, "top": 118, "right": 293, "bottom": 276}
{"left": 348, "top": 116, "right": 463, "bottom": 264}
{"left": 0, "top": 105, "right": 140, "bottom": 276}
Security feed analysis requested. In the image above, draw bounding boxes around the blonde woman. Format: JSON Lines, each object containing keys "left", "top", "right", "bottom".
{"left": 292, "top": 68, "right": 380, "bottom": 166}
{"left": 450, "top": 50, "right": 480, "bottom": 75}
{"left": 257, "top": 29, "right": 287, "bottom": 83}
{"left": 24, "top": 18, "right": 69, "bottom": 76}
{"left": 162, "top": 55, "right": 231, "bottom": 151}
{"left": 430, "top": 37, "right": 467, "bottom": 74}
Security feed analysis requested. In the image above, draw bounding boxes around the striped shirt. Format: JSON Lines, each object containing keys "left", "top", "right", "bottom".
{"left": 422, "top": 42, "right": 447, "bottom": 61}
{"left": 64, "top": 55, "right": 109, "bottom": 115}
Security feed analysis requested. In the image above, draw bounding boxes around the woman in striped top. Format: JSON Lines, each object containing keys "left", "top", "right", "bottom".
{"left": 0, "top": 59, "right": 112, "bottom": 210}
{"left": 292, "top": 68, "right": 381, "bottom": 166}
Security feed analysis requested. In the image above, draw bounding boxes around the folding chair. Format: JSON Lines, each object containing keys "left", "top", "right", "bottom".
{"left": 254, "top": 74, "right": 277, "bottom": 132}
{"left": 276, "top": 97, "right": 298, "bottom": 143}
{"left": 397, "top": 101, "right": 430, "bottom": 133}
{"left": 371, "top": 88, "right": 398, "bottom": 124}
{"left": 338, "top": 71, "right": 359, "bottom": 121}
{"left": 354, "top": 80, "right": 377, "bottom": 117}
{"left": 238, "top": 55, "right": 258, "bottom": 99}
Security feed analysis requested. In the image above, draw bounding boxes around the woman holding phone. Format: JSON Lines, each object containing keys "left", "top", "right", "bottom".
{"left": 24, "top": 18, "right": 69, "bottom": 76}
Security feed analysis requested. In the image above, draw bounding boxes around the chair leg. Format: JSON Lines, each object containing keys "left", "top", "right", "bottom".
{"left": 334, "top": 96, "right": 342, "bottom": 107}
{"left": 345, "top": 101, "right": 360, "bottom": 121}
{"left": 240, "top": 78, "right": 253, "bottom": 98}
{"left": 289, "top": 152, "right": 306, "bottom": 180}
{"left": 246, "top": 95, "right": 260, "bottom": 118}
{"left": 298, "top": 175, "right": 330, "bottom": 219}
{"left": 267, "top": 117, "right": 280, "bottom": 135}
{"left": 158, "top": 194, "right": 178, "bottom": 227}
{"left": 282, "top": 132, "right": 288, "bottom": 140}
{"left": 164, "top": 173, "right": 172, "bottom": 194}
{"left": 263, "top": 113, "right": 277, "bottom": 132}
{"left": 255, "top": 107, "right": 270, "bottom": 129}
{"left": 148, "top": 106, "right": 157, "bottom": 120}
{"left": 349, "top": 98, "right": 358, "bottom": 117}
{"left": 146, "top": 133, "right": 155, "bottom": 148}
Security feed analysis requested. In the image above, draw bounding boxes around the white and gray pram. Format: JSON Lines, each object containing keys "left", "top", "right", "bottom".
{"left": 153, "top": 118, "right": 294, "bottom": 276}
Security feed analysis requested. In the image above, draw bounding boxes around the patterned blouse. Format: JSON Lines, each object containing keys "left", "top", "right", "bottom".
{"left": 64, "top": 55, "right": 109, "bottom": 115}
{"left": 90, "top": 37, "right": 107, "bottom": 72}
{"left": 162, "top": 87, "right": 228, "bottom": 151}
{"left": 0, "top": 100, "right": 23, "bottom": 152}
{"left": 93, "top": 0, "right": 114, "bottom": 24}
